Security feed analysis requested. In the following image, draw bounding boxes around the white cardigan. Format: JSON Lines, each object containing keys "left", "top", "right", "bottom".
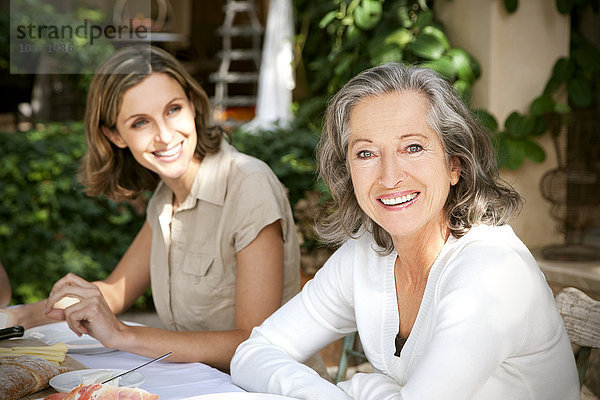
{"left": 231, "top": 225, "right": 580, "bottom": 400}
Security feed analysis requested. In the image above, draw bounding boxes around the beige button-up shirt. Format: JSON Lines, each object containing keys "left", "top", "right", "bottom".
{"left": 146, "top": 140, "right": 300, "bottom": 332}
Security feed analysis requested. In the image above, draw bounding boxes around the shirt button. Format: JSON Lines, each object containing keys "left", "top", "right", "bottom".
{"left": 194, "top": 276, "right": 200, "bottom": 284}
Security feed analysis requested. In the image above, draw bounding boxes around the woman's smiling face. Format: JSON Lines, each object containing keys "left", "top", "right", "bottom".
{"left": 347, "top": 91, "right": 460, "bottom": 243}
{"left": 106, "top": 72, "right": 199, "bottom": 183}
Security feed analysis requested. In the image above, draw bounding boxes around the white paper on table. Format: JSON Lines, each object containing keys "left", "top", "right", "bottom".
{"left": 71, "top": 347, "right": 244, "bottom": 399}
{"left": 0, "top": 312, "right": 7, "bottom": 329}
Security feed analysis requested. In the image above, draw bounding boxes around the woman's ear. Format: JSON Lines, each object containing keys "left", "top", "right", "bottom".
{"left": 101, "top": 126, "right": 127, "bottom": 149}
{"left": 450, "top": 156, "right": 461, "bottom": 186}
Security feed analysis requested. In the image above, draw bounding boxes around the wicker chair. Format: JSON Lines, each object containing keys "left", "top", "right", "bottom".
{"left": 555, "top": 287, "right": 600, "bottom": 391}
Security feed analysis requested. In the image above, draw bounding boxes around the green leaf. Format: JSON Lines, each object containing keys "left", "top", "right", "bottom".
{"left": 521, "top": 115, "right": 537, "bottom": 137}
{"left": 354, "top": 0, "right": 382, "bottom": 30}
{"left": 408, "top": 33, "right": 446, "bottom": 60}
{"left": 556, "top": 0, "right": 574, "bottom": 14}
{"left": 345, "top": 24, "right": 361, "bottom": 43}
{"left": 384, "top": 28, "right": 413, "bottom": 48}
{"left": 447, "top": 48, "right": 476, "bottom": 83}
{"left": 422, "top": 26, "right": 451, "bottom": 50}
{"left": 572, "top": 46, "right": 600, "bottom": 74}
{"left": 414, "top": 9, "right": 434, "bottom": 29}
{"left": 347, "top": 0, "right": 362, "bottom": 15}
{"left": 543, "top": 78, "right": 563, "bottom": 96}
{"left": 504, "top": 113, "right": 541, "bottom": 139}
{"left": 554, "top": 102, "right": 571, "bottom": 114}
{"left": 470, "top": 57, "right": 482, "bottom": 80}
{"left": 504, "top": 112, "right": 523, "bottom": 136}
{"left": 318, "top": 11, "right": 337, "bottom": 29}
{"left": 530, "top": 94, "right": 555, "bottom": 116}
{"left": 421, "top": 56, "right": 457, "bottom": 80}
{"left": 396, "top": 4, "right": 412, "bottom": 28}
{"left": 453, "top": 80, "right": 472, "bottom": 103}
{"left": 369, "top": 42, "right": 404, "bottom": 65}
{"left": 530, "top": 116, "right": 548, "bottom": 137}
{"left": 505, "top": 137, "right": 526, "bottom": 169}
{"left": 493, "top": 134, "right": 510, "bottom": 169}
{"left": 551, "top": 58, "right": 575, "bottom": 82}
{"left": 334, "top": 53, "right": 356, "bottom": 76}
{"left": 567, "top": 78, "right": 594, "bottom": 108}
{"left": 504, "top": 0, "right": 518, "bottom": 13}
{"left": 473, "top": 109, "right": 499, "bottom": 133}
{"left": 524, "top": 139, "right": 546, "bottom": 163}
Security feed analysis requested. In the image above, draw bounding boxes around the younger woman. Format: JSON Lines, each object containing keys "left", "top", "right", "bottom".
{"left": 7, "top": 46, "right": 300, "bottom": 370}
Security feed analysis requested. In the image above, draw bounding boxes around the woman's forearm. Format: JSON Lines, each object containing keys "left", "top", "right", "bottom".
{"left": 111, "top": 324, "right": 252, "bottom": 370}
{"left": 6, "top": 301, "right": 56, "bottom": 329}
{"left": 0, "top": 263, "right": 11, "bottom": 307}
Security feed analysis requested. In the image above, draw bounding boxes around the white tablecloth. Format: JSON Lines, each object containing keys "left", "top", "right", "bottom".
{"left": 19, "top": 320, "right": 243, "bottom": 399}
{"left": 71, "top": 351, "right": 244, "bottom": 399}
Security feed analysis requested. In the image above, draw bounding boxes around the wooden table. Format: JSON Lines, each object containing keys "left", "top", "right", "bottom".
{"left": 0, "top": 338, "right": 88, "bottom": 400}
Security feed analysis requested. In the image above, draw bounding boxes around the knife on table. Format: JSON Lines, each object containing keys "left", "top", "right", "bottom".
{"left": 0, "top": 325, "right": 25, "bottom": 340}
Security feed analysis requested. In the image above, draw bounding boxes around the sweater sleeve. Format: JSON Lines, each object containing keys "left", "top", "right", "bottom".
{"left": 231, "top": 242, "right": 358, "bottom": 400}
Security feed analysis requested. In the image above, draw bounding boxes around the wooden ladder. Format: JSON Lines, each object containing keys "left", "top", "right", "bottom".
{"left": 210, "top": 0, "right": 263, "bottom": 110}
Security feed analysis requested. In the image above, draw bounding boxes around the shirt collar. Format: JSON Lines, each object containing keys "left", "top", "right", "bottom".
{"left": 152, "top": 139, "right": 233, "bottom": 211}
{"left": 191, "top": 139, "right": 233, "bottom": 207}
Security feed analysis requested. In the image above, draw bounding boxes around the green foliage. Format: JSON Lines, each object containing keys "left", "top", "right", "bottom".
{"left": 296, "top": 0, "right": 479, "bottom": 105}
{"left": 482, "top": 3, "right": 600, "bottom": 170}
{"left": 231, "top": 123, "right": 322, "bottom": 208}
{"left": 556, "top": 0, "right": 599, "bottom": 14}
{"left": 0, "top": 124, "right": 145, "bottom": 305}
{"left": 504, "top": 0, "right": 519, "bottom": 13}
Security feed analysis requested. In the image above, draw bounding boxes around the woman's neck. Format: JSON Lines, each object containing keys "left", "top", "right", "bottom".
{"left": 162, "top": 157, "right": 201, "bottom": 210}
{"left": 392, "top": 220, "right": 450, "bottom": 277}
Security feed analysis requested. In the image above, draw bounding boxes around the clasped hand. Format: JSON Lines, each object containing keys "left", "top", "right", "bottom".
{"left": 44, "top": 273, "right": 124, "bottom": 349}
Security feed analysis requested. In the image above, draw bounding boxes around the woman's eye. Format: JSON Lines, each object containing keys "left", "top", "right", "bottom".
{"left": 357, "top": 150, "right": 373, "bottom": 159}
{"left": 167, "top": 105, "right": 182, "bottom": 115}
{"left": 407, "top": 144, "right": 423, "bottom": 153}
{"left": 131, "top": 119, "right": 148, "bottom": 129}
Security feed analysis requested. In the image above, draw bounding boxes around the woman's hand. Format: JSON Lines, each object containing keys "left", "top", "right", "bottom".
{"left": 44, "top": 273, "right": 127, "bottom": 349}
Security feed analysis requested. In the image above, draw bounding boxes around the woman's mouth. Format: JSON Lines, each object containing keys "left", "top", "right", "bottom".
{"left": 379, "top": 192, "right": 419, "bottom": 206}
{"left": 153, "top": 142, "right": 183, "bottom": 159}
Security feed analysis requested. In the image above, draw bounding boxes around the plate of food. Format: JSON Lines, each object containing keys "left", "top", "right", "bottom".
{"left": 49, "top": 368, "right": 145, "bottom": 393}
{"left": 24, "top": 321, "right": 143, "bottom": 354}
{"left": 183, "top": 393, "right": 298, "bottom": 400}
{"left": 45, "top": 383, "right": 158, "bottom": 400}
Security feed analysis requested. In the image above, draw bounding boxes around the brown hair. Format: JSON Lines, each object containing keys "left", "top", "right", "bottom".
{"left": 80, "top": 45, "right": 226, "bottom": 201}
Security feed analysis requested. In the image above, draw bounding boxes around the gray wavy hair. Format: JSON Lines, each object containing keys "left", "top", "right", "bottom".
{"left": 316, "top": 63, "right": 522, "bottom": 254}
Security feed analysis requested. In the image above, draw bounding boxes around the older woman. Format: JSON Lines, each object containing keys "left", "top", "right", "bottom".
{"left": 230, "top": 64, "right": 579, "bottom": 399}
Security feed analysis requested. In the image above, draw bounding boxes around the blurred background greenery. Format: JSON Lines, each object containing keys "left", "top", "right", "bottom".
{"left": 0, "top": 123, "right": 148, "bottom": 306}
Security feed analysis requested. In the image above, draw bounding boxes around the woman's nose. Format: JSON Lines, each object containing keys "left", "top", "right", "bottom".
{"left": 379, "top": 154, "right": 406, "bottom": 188}
{"left": 155, "top": 121, "right": 173, "bottom": 144}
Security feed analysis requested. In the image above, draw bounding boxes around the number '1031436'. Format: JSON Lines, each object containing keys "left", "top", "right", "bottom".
{"left": 18, "top": 43, "right": 75, "bottom": 53}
